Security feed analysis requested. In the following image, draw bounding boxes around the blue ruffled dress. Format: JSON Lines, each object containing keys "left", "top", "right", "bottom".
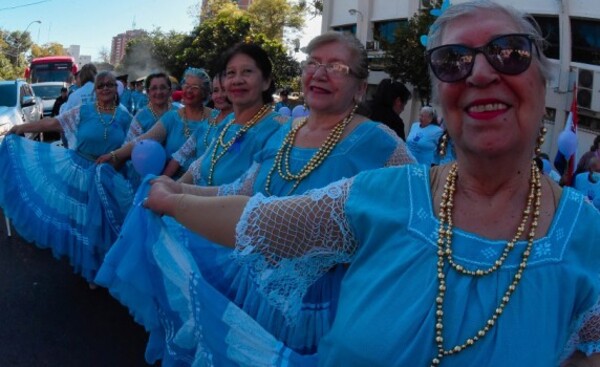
{"left": 95, "top": 110, "right": 287, "bottom": 365}
{"left": 0, "top": 103, "right": 132, "bottom": 282}
{"left": 225, "top": 164, "right": 600, "bottom": 366}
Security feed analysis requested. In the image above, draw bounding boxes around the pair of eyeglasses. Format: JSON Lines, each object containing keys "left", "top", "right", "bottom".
{"left": 426, "top": 33, "right": 537, "bottom": 83}
{"left": 96, "top": 82, "right": 116, "bottom": 90}
{"left": 303, "top": 60, "right": 354, "bottom": 78}
{"left": 183, "top": 84, "right": 201, "bottom": 92}
{"left": 148, "top": 86, "right": 171, "bottom": 92}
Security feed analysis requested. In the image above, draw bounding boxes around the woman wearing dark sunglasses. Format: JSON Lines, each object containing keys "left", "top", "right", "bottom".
{"left": 0, "top": 71, "right": 132, "bottom": 285}
{"left": 142, "top": 2, "right": 600, "bottom": 366}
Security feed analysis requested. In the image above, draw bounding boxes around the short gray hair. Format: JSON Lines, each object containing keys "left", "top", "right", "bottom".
{"left": 426, "top": 0, "right": 552, "bottom": 101}
{"left": 305, "top": 31, "right": 369, "bottom": 80}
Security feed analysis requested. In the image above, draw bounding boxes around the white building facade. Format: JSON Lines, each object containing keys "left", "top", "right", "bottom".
{"left": 321, "top": 0, "right": 600, "bottom": 160}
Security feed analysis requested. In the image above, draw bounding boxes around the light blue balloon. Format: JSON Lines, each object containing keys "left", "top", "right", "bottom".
{"left": 557, "top": 130, "right": 577, "bottom": 158}
{"left": 542, "top": 158, "right": 551, "bottom": 174}
{"left": 292, "top": 105, "right": 309, "bottom": 118}
{"left": 278, "top": 106, "right": 291, "bottom": 116}
{"left": 132, "top": 139, "right": 166, "bottom": 176}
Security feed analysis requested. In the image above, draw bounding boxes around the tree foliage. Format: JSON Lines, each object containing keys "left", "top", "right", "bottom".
{"left": 179, "top": 4, "right": 300, "bottom": 87}
{"left": 0, "top": 29, "right": 34, "bottom": 79}
{"left": 248, "top": 0, "right": 305, "bottom": 39}
{"left": 114, "top": 0, "right": 302, "bottom": 87}
{"left": 383, "top": 2, "right": 439, "bottom": 104}
{"left": 31, "top": 43, "right": 66, "bottom": 58}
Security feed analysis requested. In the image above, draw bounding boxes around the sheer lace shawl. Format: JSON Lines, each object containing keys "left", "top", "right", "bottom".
{"left": 232, "top": 178, "right": 357, "bottom": 318}
{"left": 216, "top": 162, "right": 260, "bottom": 197}
{"left": 56, "top": 105, "right": 82, "bottom": 149}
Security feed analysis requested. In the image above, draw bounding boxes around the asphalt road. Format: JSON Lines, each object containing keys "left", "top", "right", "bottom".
{"left": 0, "top": 211, "right": 154, "bottom": 367}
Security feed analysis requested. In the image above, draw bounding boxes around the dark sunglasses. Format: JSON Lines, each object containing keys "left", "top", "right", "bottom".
{"left": 96, "top": 82, "right": 116, "bottom": 90}
{"left": 426, "top": 34, "right": 537, "bottom": 83}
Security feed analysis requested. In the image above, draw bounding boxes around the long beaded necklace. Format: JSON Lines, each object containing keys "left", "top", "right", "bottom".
{"left": 203, "top": 110, "right": 226, "bottom": 148}
{"left": 206, "top": 104, "right": 271, "bottom": 185}
{"left": 96, "top": 102, "right": 117, "bottom": 140}
{"left": 430, "top": 161, "right": 541, "bottom": 366}
{"left": 264, "top": 105, "right": 357, "bottom": 196}
{"left": 147, "top": 102, "right": 171, "bottom": 122}
{"left": 181, "top": 106, "right": 207, "bottom": 139}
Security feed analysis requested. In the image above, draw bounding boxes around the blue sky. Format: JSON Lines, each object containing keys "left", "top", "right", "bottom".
{"left": 0, "top": 0, "right": 321, "bottom": 61}
{"left": 0, "top": 0, "right": 199, "bottom": 60}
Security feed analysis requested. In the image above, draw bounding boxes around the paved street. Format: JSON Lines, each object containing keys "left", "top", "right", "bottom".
{"left": 0, "top": 211, "right": 154, "bottom": 367}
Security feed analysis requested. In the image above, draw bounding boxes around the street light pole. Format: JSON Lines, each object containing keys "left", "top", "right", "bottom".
{"left": 18, "top": 20, "right": 42, "bottom": 68}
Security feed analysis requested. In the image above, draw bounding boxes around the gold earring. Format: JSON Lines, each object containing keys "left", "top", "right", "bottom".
{"left": 438, "top": 131, "right": 448, "bottom": 157}
{"left": 535, "top": 126, "right": 547, "bottom": 156}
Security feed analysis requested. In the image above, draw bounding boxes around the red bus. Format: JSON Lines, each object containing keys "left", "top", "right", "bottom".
{"left": 25, "top": 56, "right": 79, "bottom": 84}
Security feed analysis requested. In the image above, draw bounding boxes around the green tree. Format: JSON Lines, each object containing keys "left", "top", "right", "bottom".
{"left": 180, "top": 5, "right": 300, "bottom": 87}
{"left": 200, "top": 0, "right": 236, "bottom": 21}
{"left": 383, "top": 1, "right": 439, "bottom": 104}
{"left": 247, "top": 0, "right": 305, "bottom": 39}
{"left": 0, "top": 29, "right": 33, "bottom": 79}
{"left": 31, "top": 42, "right": 66, "bottom": 58}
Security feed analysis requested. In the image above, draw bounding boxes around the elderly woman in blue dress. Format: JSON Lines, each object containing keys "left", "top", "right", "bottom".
{"left": 97, "top": 67, "right": 213, "bottom": 175}
{"left": 0, "top": 71, "right": 132, "bottom": 283}
{"left": 163, "top": 73, "right": 234, "bottom": 177}
{"left": 407, "top": 105, "right": 444, "bottom": 166}
{"left": 123, "top": 72, "right": 179, "bottom": 143}
{"left": 144, "top": 2, "right": 600, "bottom": 366}
{"left": 96, "top": 34, "right": 416, "bottom": 365}
{"left": 96, "top": 42, "right": 288, "bottom": 365}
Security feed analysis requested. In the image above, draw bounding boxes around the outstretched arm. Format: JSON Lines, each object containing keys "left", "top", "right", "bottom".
{"left": 145, "top": 177, "right": 246, "bottom": 247}
{"left": 8, "top": 117, "right": 62, "bottom": 135}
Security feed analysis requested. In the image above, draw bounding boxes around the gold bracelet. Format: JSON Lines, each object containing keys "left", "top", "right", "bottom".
{"left": 109, "top": 151, "right": 118, "bottom": 163}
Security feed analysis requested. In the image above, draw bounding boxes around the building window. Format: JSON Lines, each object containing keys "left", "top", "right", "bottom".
{"left": 332, "top": 24, "right": 356, "bottom": 35}
{"left": 572, "top": 18, "right": 600, "bottom": 66}
{"left": 532, "top": 15, "right": 559, "bottom": 60}
{"left": 373, "top": 19, "right": 408, "bottom": 45}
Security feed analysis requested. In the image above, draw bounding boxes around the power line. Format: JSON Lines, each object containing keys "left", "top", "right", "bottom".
{"left": 0, "top": 0, "right": 51, "bottom": 12}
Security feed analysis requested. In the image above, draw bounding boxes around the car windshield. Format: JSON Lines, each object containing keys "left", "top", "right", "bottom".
{"left": 32, "top": 85, "right": 63, "bottom": 100}
{"left": 0, "top": 84, "right": 17, "bottom": 107}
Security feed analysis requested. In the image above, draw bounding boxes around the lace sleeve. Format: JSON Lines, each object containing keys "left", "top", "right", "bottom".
{"left": 232, "top": 178, "right": 357, "bottom": 319}
{"left": 125, "top": 116, "right": 144, "bottom": 143}
{"left": 217, "top": 162, "right": 261, "bottom": 197}
{"left": 563, "top": 297, "right": 600, "bottom": 358}
{"left": 171, "top": 132, "right": 198, "bottom": 166}
{"left": 130, "top": 120, "right": 168, "bottom": 146}
{"left": 56, "top": 106, "right": 81, "bottom": 148}
{"left": 189, "top": 150, "right": 209, "bottom": 185}
{"left": 375, "top": 123, "right": 417, "bottom": 167}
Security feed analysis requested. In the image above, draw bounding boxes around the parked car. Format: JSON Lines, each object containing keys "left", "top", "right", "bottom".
{"left": 0, "top": 80, "right": 44, "bottom": 140}
{"left": 32, "top": 81, "right": 68, "bottom": 117}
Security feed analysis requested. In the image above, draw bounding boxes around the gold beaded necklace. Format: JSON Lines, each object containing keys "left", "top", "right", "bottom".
{"left": 181, "top": 107, "right": 192, "bottom": 138}
{"left": 430, "top": 161, "right": 541, "bottom": 366}
{"left": 264, "top": 105, "right": 357, "bottom": 196}
{"left": 96, "top": 102, "right": 117, "bottom": 140}
{"left": 206, "top": 104, "right": 271, "bottom": 185}
{"left": 147, "top": 102, "right": 171, "bottom": 122}
{"left": 180, "top": 106, "right": 207, "bottom": 139}
{"left": 203, "top": 110, "right": 226, "bottom": 148}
